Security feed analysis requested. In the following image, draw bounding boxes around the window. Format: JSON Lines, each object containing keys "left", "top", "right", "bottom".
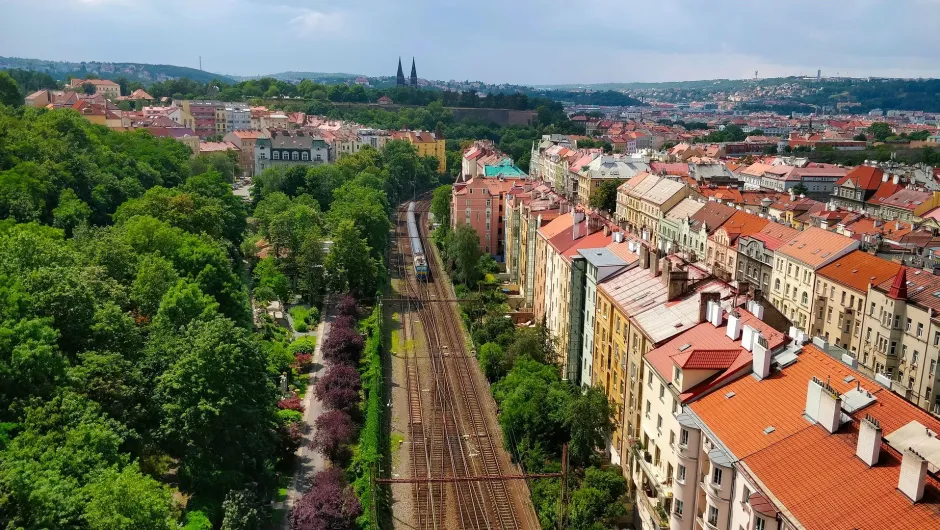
{"left": 657, "top": 414, "right": 663, "bottom": 432}
{"left": 315, "top": 154, "right": 322, "bottom": 161}
{"left": 272, "top": 151, "right": 280, "bottom": 160}
{"left": 708, "top": 506, "right": 719, "bottom": 526}
{"left": 801, "top": 292, "right": 808, "bottom": 306}
{"left": 890, "top": 341, "right": 897, "bottom": 356}
{"left": 755, "top": 518, "right": 766, "bottom": 530}
{"left": 645, "top": 400, "right": 651, "bottom": 418}
{"left": 648, "top": 371, "right": 654, "bottom": 388}
{"left": 907, "top": 318, "right": 912, "bottom": 332}
{"left": 659, "top": 383, "right": 666, "bottom": 402}
{"left": 712, "top": 467, "right": 723, "bottom": 486}
{"left": 913, "top": 350, "right": 919, "bottom": 364}
{"left": 742, "top": 484, "right": 751, "bottom": 503}
{"left": 774, "top": 279, "right": 781, "bottom": 291}
{"left": 673, "top": 366, "right": 681, "bottom": 383}
{"left": 935, "top": 331, "right": 940, "bottom": 347}
{"left": 674, "top": 499, "right": 684, "bottom": 517}
{"left": 679, "top": 428, "right": 689, "bottom": 446}
{"left": 917, "top": 323, "right": 924, "bottom": 337}
{"left": 677, "top": 464, "right": 686, "bottom": 483}
{"left": 894, "top": 315, "right": 901, "bottom": 329}
{"left": 301, "top": 152, "right": 309, "bottom": 161}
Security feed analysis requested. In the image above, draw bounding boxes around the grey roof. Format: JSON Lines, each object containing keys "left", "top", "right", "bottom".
{"left": 266, "top": 131, "right": 327, "bottom": 149}
{"left": 708, "top": 446, "right": 735, "bottom": 467}
{"left": 578, "top": 247, "right": 627, "bottom": 268}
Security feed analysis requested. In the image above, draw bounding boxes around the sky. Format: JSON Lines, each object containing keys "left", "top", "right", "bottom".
{"left": 2, "top": 0, "right": 940, "bottom": 85}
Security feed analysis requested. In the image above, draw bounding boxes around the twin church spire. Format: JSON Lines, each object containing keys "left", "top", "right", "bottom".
{"left": 396, "top": 57, "right": 418, "bottom": 88}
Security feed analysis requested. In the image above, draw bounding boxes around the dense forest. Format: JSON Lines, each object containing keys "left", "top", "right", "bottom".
{"left": 0, "top": 95, "right": 438, "bottom": 529}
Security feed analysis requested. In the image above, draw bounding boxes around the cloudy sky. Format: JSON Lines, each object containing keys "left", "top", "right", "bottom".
{"left": 2, "top": 0, "right": 939, "bottom": 85}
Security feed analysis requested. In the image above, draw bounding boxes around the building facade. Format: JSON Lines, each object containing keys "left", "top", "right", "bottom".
{"left": 253, "top": 130, "right": 329, "bottom": 177}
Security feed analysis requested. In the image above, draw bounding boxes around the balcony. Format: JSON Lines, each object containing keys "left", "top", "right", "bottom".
{"left": 635, "top": 485, "right": 670, "bottom": 530}
{"left": 630, "top": 445, "right": 673, "bottom": 497}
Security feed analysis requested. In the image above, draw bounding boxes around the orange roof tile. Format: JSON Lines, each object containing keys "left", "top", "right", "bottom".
{"left": 776, "top": 227, "right": 857, "bottom": 268}
{"left": 713, "top": 210, "right": 768, "bottom": 244}
{"left": 691, "top": 344, "right": 940, "bottom": 530}
{"left": 816, "top": 250, "right": 901, "bottom": 294}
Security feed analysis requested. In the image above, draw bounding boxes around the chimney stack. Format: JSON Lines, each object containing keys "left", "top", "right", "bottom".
{"left": 651, "top": 250, "right": 661, "bottom": 278}
{"left": 741, "top": 324, "right": 757, "bottom": 352}
{"left": 856, "top": 414, "right": 882, "bottom": 467}
{"left": 806, "top": 376, "right": 841, "bottom": 434}
{"left": 708, "top": 300, "right": 723, "bottom": 327}
{"left": 898, "top": 447, "right": 928, "bottom": 503}
{"left": 662, "top": 257, "right": 672, "bottom": 287}
{"left": 640, "top": 245, "right": 650, "bottom": 270}
{"left": 753, "top": 332, "right": 771, "bottom": 378}
{"left": 699, "top": 292, "right": 720, "bottom": 324}
{"left": 726, "top": 310, "right": 742, "bottom": 341}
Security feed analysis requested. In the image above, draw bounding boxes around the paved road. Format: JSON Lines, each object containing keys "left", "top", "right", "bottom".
{"left": 281, "top": 299, "right": 334, "bottom": 527}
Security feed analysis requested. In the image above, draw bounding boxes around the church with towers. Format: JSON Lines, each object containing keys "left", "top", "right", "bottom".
{"left": 396, "top": 57, "right": 418, "bottom": 88}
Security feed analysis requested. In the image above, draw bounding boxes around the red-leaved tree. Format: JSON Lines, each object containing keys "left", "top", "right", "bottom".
{"left": 330, "top": 314, "right": 357, "bottom": 333}
{"left": 314, "top": 364, "right": 362, "bottom": 412}
{"left": 290, "top": 468, "right": 362, "bottom": 530}
{"left": 334, "top": 294, "right": 359, "bottom": 319}
{"left": 322, "top": 325, "right": 364, "bottom": 366}
{"left": 311, "top": 409, "right": 356, "bottom": 462}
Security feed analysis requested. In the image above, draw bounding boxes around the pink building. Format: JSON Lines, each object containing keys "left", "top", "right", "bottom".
{"left": 451, "top": 177, "right": 524, "bottom": 258}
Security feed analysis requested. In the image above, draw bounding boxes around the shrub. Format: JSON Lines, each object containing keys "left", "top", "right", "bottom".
{"left": 288, "top": 336, "right": 317, "bottom": 355}
{"left": 277, "top": 396, "right": 304, "bottom": 412}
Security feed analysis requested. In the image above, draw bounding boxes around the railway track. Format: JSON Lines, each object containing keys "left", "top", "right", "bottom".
{"left": 392, "top": 200, "right": 533, "bottom": 530}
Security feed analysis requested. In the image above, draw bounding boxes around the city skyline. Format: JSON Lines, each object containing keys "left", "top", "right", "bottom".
{"left": 2, "top": 0, "right": 940, "bottom": 85}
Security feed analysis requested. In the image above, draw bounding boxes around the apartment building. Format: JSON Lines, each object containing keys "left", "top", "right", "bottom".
{"left": 392, "top": 130, "right": 446, "bottom": 173}
{"left": 704, "top": 211, "right": 768, "bottom": 281}
{"left": 253, "top": 130, "right": 329, "bottom": 177}
{"left": 769, "top": 227, "right": 859, "bottom": 332}
{"left": 503, "top": 183, "right": 566, "bottom": 306}
{"left": 657, "top": 198, "right": 704, "bottom": 255}
{"left": 813, "top": 251, "right": 901, "bottom": 354}
{"left": 180, "top": 100, "right": 222, "bottom": 138}
{"left": 858, "top": 267, "right": 940, "bottom": 412}
{"left": 735, "top": 222, "right": 798, "bottom": 296}
{"left": 687, "top": 342, "right": 940, "bottom": 530}
{"left": 451, "top": 176, "right": 522, "bottom": 258}
{"left": 576, "top": 155, "right": 649, "bottom": 207}
{"left": 68, "top": 78, "right": 120, "bottom": 98}
{"left": 532, "top": 211, "right": 586, "bottom": 326}
{"left": 223, "top": 130, "right": 265, "bottom": 178}
{"left": 617, "top": 174, "right": 690, "bottom": 246}
{"left": 636, "top": 303, "right": 787, "bottom": 530}
{"left": 674, "top": 202, "right": 736, "bottom": 264}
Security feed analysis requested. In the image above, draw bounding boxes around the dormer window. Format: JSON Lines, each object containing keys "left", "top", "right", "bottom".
{"left": 673, "top": 366, "right": 681, "bottom": 384}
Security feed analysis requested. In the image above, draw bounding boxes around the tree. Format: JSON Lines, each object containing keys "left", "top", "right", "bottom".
{"left": 869, "top": 122, "right": 893, "bottom": 141}
{"left": 325, "top": 220, "right": 378, "bottom": 300}
{"left": 506, "top": 324, "right": 555, "bottom": 366}
{"left": 853, "top": 133, "right": 868, "bottom": 142}
{"left": 790, "top": 183, "right": 809, "bottom": 196}
{"left": 478, "top": 342, "right": 507, "bottom": 381}
{"left": 83, "top": 466, "right": 177, "bottom": 530}
{"left": 156, "top": 318, "right": 277, "bottom": 499}
{"left": 326, "top": 181, "right": 391, "bottom": 258}
{"left": 311, "top": 409, "right": 357, "bottom": 462}
{"left": 334, "top": 294, "right": 359, "bottom": 319}
{"left": 491, "top": 359, "right": 572, "bottom": 454}
{"left": 448, "top": 223, "right": 482, "bottom": 286}
{"left": 290, "top": 468, "right": 362, "bottom": 530}
{"left": 252, "top": 257, "right": 289, "bottom": 304}
{"left": 588, "top": 179, "right": 621, "bottom": 215}
{"left": 52, "top": 188, "right": 92, "bottom": 236}
{"left": 0, "top": 71, "right": 21, "bottom": 106}
{"left": 315, "top": 364, "right": 362, "bottom": 411}
{"left": 565, "top": 386, "right": 614, "bottom": 466}
{"left": 321, "top": 324, "right": 365, "bottom": 366}
{"left": 569, "top": 466, "right": 627, "bottom": 530}
{"left": 153, "top": 279, "right": 219, "bottom": 330}
{"left": 82, "top": 82, "right": 97, "bottom": 95}
{"left": 749, "top": 128, "right": 764, "bottom": 137}
{"left": 220, "top": 489, "right": 263, "bottom": 530}
{"left": 131, "top": 254, "right": 180, "bottom": 317}
{"left": 431, "top": 184, "right": 452, "bottom": 228}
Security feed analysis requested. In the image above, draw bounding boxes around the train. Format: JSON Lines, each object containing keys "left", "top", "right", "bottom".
{"left": 407, "top": 202, "right": 429, "bottom": 281}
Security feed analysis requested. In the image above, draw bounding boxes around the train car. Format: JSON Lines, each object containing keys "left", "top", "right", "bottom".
{"left": 407, "top": 202, "right": 430, "bottom": 281}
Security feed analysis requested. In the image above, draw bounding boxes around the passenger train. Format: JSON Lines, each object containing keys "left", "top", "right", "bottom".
{"left": 407, "top": 202, "right": 429, "bottom": 281}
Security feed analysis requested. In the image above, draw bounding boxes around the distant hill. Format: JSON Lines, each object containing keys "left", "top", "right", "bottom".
{"left": 0, "top": 56, "right": 233, "bottom": 85}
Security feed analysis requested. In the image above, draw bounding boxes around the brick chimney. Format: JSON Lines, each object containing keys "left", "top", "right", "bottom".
{"left": 856, "top": 414, "right": 882, "bottom": 467}
{"left": 662, "top": 256, "right": 672, "bottom": 287}
{"left": 640, "top": 245, "right": 650, "bottom": 270}
{"left": 898, "top": 447, "right": 928, "bottom": 502}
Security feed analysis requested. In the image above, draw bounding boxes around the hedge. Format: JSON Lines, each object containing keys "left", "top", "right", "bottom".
{"left": 348, "top": 299, "right": 385, "bottom": 529}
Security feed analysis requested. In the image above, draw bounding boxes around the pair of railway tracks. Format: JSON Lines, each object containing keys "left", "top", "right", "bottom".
{"left": 393, "top": 201, "right": 526, "bottom": 530}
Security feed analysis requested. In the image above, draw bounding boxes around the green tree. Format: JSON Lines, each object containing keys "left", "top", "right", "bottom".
{"left": 853, "top": 133, "right": 868, "bottom": 142}
{"left": 506, "top": 323, "right": 555, "bottom": 366}
{"left": 588, "top": 179, "right": 621, "bottom": 215}
{"left": 565, "top": 386, "right": 615, "bottom": 465}
{"left": 478, "top": 342, "right": 507, "bottom": 381}
{"left": 131, "top": 254, "right": 180, "bottom": 317}
{"left": 153, "top": 279, "right": 220, "bottom": 330}
{"left": 0, "top": 71, "right": 21, "bottom": 107}
{"left": 52, "top": 189, "right": 92, "bottom": 236}
{"left": 220, "top": 489, "right": 263, "bottom": 530}
{"left": 431, "top": 184, "right": 452, "bottom": 228}
{"left": 447, "top": 223, "right": 481, "bottom": 286}
{"left": 84, "top": 466, "right": 177, "bottom": 530}
{"left": 568, "top": 466, "right": 627, "bottom": 530}
{"left": 253, "top": 257, "right": 290, "bottom": 304}
{"left": 791, "top": 183, "right": 809, "bottom": 196}
{"left": 325, "top": 220, "right": 378, "bottom": 300}
{"left": 326, "top": 181, "right": 390, "bottom": 258}
{"left": 869, "top": 122, "right": 893, "bottom": 141}
{"left": 156, "top": 318, "right": 277, "bottom": 499}
{"left": 82, "top": 82, "right": 97, "bottom": 95}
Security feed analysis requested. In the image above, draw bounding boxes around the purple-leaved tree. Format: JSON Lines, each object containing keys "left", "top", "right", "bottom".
{"left": 314, "top": 365, "right": 362, "bottom": 412}
{"left": 290, "top": 468, "right": 362, "bottom": 530}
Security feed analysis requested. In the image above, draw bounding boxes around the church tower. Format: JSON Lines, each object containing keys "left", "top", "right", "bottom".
{"left": 396, "top": 57, "right": 406, "bottom": 87}
{"left": 410, "top": 57, "right": 418, "bottom": 88}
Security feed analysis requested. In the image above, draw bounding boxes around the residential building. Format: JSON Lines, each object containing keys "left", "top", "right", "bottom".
{"left": 223, "top": 130, "right": 265, "bottom": 178}
{"left": 788, "top": 165, "right": 849, "bottom": 199}
{"left": 617, "top": 174, "right": 691, "bottom": 246}
{"left": 260, "top": 112, "right": 289, "bottom": 130}
{"left": 675, "top": 202, "right": 736, "bottom": 264}
{"left": 68, "top": 78, "right": 120, "bottom": 98}
{"left": 735, "top": 222, "right": 798, "bottom": 296}
{"left": 393, "top": 130, "right": 446, "bottom": 173}
{"left": 813, "top": 250, "right": 901, "bottom": 354}
{"left": 218, "top": 105, "right": 251, "bottom": 133}
{"left": 503, "top": 183, "right": 566, "bottom": 306}
{"left": 830, "top": 166, "right": 894, "bottom": 212}
{"left": 253, "top": 130, "right": 329, "bottom": 177}
{"left": 770, "top": 227, "right": 859, "bottom": 331}
{"left": 858, "top": 267, "right": 940, "bottom": 411}
{"left": 451, "top": 176, "right": 523, "bottom": 258}
{"left": 688, "top": 342, "right": 940, "bottom": 530}
{"left": 657, "top": 198, "right": 705, "bottom": 255}
{"left": 871, "top": 187, "right": 936, "bottom": 221}
{"left": 577, "top": 155, "right": 649, "bottom": 208}
{"left": 704, "top": 211, "right": 768, "bottom": 281}
{"left": 636, "top": 305, "right": 787, "bottom": 530}
{"left": 179, "top": 100, "right": 222, "bottom": 138}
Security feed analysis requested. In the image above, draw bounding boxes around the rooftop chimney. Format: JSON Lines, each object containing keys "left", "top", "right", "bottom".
{"left": 741, "top": 324, "right": 757, "bottom": 352}
{"left": 662, "top": 257, "right": 672, "bottom": 287}
{"left": 651, "top": 250, "right": 661, "bottom": 278}
{"left": 708, "top": 300, "right": 723, "bottom": 327}
{"left": 898, "top": 447, "right": 929, "bottom": 503}
{"left": 699, "top": 291, "right": 720, "bottom": 324}
{"left": 640, "top": 245, "right": 650, "bottom": 270}
{"left": 753, "top": 332, "right": 771, "bottom": 379}
{"left": 893, "top": 174, "right": 900, "bottom": 185}
{"left": 726, "top": 310, "right": 742, "bottom": 341}
{"left": 806, "top": 376, "right": 841, "bottom": 434}
{"left": 856, "top": 414, "right": 882, "bottom": 467}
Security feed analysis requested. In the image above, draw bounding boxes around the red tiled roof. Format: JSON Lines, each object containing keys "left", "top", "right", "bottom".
{"left": 816, "top": 251, "right": 901, "bottom": 294}
{"left": 834, "top": 165, "right": 884, "bottom": 190}
{"left": 673, "top": 348, "right": 741, "bottom": 369}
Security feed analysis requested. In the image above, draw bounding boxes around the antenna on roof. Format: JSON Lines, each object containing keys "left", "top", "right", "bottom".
{"left": 199, "top": 56, "right": 202, "bottom": 71}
